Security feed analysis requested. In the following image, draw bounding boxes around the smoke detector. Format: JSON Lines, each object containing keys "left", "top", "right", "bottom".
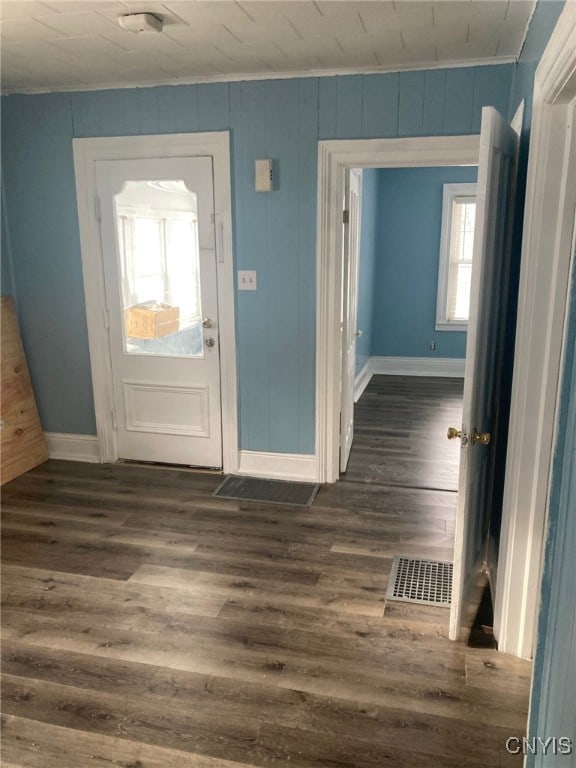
{"left": 118, "top": 13, "right": 163, "bottom": 33}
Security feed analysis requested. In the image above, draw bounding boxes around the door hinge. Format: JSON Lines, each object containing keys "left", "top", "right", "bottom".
{"left": 95, "top": 195, "right": 102, "bottom": 223}
{"left": 342, "top": 209, "right": 349, "bottom": 224}
{"left": 104, "top": 306, "right": 110, "bottom": 330}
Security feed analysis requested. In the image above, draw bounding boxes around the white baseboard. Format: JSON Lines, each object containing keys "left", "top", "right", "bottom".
{"left": 44, "top": 433, "right": 100, "bottom": 463}
{"left": 354, "top": 359, "right": 373, "bottom": 402}
{"left": 371, "top": 356, "right": 465, "bottom": 378}
{"left": 237, "top": 450, "right": 319, "bottom": 483}
{"left": 350, "top": 355, "right": 465, "bottom": 406}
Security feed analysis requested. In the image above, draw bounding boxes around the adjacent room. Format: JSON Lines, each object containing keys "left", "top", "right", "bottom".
{"left": 347, "top": 164, "right": 477, "bottom": 489}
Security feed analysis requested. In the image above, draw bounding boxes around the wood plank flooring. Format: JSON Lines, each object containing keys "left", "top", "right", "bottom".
{"left": 1, "top": 376, "right": 532, "bottom": 768}
{"left": 345, "top": 375, "right": 463, "bottom": 491}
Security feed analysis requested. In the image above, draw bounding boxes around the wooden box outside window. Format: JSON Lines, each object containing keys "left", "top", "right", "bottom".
{"left": 124, "top": 302, "right": 180, "bottom": 340}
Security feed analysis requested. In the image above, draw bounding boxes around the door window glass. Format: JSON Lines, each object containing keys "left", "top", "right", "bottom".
{"left": 114, "top": 180, "right": 203, "bottom": 357}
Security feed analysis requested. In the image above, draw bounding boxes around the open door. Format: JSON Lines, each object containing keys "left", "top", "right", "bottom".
{"left": 449, "top": 107, "right": 518, "bottom": 640}
{"left": 340, "top": 168, "right": 362, "bottom": 472}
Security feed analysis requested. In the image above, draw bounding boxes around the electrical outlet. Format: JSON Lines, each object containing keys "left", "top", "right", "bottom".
{"left": 238, "top": 270, "right": 257, "bottom": 291}
{"left": 429, "top": 341, "right": 436, "bottom": 351}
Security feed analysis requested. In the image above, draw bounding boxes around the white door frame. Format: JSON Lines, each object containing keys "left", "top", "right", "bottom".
{"left": 315, "top": 134, "right": 480, "bottom": 484}
{"left": 73, "top": 131, "right": 239, "bottom": 474}
{"left": 494, "top": 4, "right": 576, "bottom": 659}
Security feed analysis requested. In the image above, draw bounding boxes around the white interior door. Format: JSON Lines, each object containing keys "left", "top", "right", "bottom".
{"left": 449, "top": 107, "right": 518, "bottom": 639}
{"left": 340, "top": 168, "right": 362, "bottom": 472}
{"left": 96, "top": 156, "right": 222, "bottom": 468}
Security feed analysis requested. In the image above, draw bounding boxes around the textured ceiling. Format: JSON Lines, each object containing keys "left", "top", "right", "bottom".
{"left": 0, "top": 1, "right": 535, "bottom": 93}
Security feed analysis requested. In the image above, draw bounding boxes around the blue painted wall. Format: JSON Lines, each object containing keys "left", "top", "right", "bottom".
{"left": 505, "top": 0, "right": 566, "bottom": 372}
{"left": 356, "top": 169, "right": 378, "bottom": 376}
{"left": 370, "top": 165, "right": 477, "bottom": 360}
{"left": 504, "top": 0, "right": 566, "bottom": 374}
{"left": 481, "top": 0, "right": 568, "bottom": 561}
{"left": 1, "top": 63, "right": 513, "bottom": 453}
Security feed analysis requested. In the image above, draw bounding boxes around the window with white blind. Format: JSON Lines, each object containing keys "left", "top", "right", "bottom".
{"left": 436, "top": 182, "right": 477, "bottom": 331}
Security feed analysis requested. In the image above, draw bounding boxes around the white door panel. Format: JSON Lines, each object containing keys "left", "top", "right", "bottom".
{"left": 340, "top": 168, "right": 362, "bottom": 472}
{"left": 450, "top": 107, "right": 518, "bottom": 638}
{"left": 96, "top": 156, "right": 222, "bottom": 467}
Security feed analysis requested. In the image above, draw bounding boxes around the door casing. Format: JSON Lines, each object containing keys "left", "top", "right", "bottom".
{"left": 73, "top": 131, "right": 238, "bottom": 473}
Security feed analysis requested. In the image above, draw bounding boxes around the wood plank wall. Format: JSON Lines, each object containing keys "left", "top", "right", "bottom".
{"left": 1, "top": 297, "right": 48, "bottom": 483}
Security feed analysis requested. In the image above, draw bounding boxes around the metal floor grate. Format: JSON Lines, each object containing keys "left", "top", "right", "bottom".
{"left": 386, "top": 556, "right": 453, "bottom": 607}
{"left": 213, "top": 476, "right": 320, "bottom": 507}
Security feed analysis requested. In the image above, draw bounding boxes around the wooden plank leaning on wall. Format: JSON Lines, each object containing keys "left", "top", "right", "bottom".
{"left": 1, "top": 296, "right": 48, "bottom": 485}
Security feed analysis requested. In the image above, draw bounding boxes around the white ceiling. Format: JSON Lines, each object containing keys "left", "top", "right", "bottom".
{"left": 0, "top": 1, "right": 535, "bottom": 93}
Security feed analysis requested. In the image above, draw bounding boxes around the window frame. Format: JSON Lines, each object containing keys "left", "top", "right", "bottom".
{"left": 435, "top": 181, "right": 477, "bottom": 332}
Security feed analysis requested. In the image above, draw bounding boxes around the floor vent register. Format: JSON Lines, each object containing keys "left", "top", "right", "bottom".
{"left": 386, "top": 556, "right": 453, "bottom": 607}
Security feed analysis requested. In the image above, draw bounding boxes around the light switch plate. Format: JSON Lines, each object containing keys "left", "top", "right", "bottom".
{"left": 238, "top": 270, "right": 257, "bottom": 291}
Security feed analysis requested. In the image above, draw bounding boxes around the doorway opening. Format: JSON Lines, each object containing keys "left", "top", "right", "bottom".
{"left": 315, "top": 115, "right": 521, "bottom": 645}
{"left": 342, "top": 163, "right": 477, "bottom": 493}
{"left": 340, "top": 162, "right": 477, "bottom": 638}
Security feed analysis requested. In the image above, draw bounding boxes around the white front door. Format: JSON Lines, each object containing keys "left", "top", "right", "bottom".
{"left": 449, "top": 107, "right": 518, "bottom": 639}
{"left": 340, "top": 168, "right": 362, "bottom": 472}
{"left": 95, "top": 156, "right": 222, "bottom": 468}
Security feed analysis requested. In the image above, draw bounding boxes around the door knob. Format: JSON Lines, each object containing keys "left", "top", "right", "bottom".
{"left": 204, "top": 337, "right": 215, "bottom": 348}
{"left": 447, "top": 426, "right": 490, "bottom": 446}
{"left": 471, "top": 428, "right": 491, "bottom": 445}
{"left": 202, "top": 318, "right": 214, "bottom": 328}
{"left": 355, "top": 329, "right": 363, "bottom": 337}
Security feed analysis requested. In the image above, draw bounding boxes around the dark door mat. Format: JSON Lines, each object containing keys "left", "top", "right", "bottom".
{"left": 386, "top": 556, "right": 453, "bottom": 607}
{"left": 213, "top": 475, "right": 320, "bottom": 507}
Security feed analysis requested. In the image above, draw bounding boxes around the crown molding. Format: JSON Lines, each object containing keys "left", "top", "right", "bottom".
{"left": 1, "top": 56, "right": 517, "bottom": 96}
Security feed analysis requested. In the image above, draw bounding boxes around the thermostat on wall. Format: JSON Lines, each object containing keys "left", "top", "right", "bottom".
{"left": 255, "top": 159, "right": 273, "bottom": 192}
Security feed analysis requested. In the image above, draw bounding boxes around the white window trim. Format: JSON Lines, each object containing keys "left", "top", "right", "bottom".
{"left": 435, "top": 182, "right": 477, "bottom": 332}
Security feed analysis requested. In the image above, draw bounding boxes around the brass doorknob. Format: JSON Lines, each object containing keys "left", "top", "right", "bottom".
{"left": 471, "top": 429, "right": 491, "bottom": 445}
{"left": 447, "top": 427, "right": 462, "bottom": 440}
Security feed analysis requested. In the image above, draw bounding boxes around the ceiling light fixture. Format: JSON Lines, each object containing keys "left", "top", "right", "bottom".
{"left": 118, "top": 13, "right": 163, "bottom": 34}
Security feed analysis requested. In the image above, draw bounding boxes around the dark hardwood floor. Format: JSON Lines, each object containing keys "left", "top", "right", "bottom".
{"left": 1, "top": 376, "right": 531, "bottom": 768}
{"left": 344, "top": 375, "right": 463, "bottom": 491}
